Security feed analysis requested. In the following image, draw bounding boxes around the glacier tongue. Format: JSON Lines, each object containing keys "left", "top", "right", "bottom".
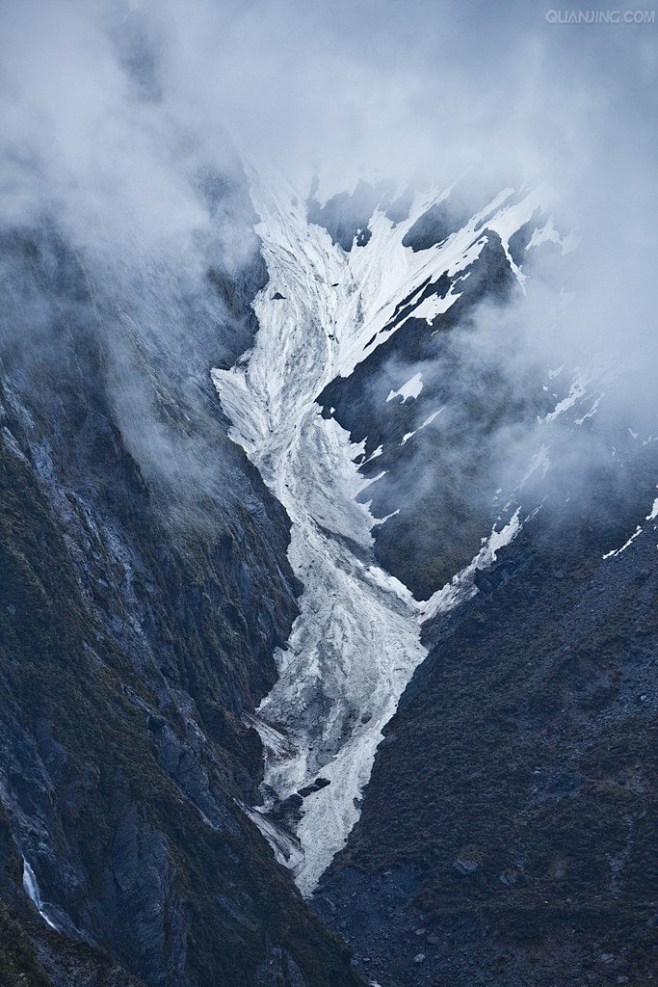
{"left": 212, "top": 177, "right": 533, "bottom": 894}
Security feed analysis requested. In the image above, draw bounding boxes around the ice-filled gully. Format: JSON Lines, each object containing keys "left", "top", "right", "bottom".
{"left": 212, "top": 177, "right": 535, "bottom": 894}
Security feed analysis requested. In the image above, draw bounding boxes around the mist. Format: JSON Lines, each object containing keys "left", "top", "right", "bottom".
{"left": 0, "top": 0, "right": 656, "bottom": 521}
{"left": 0, "top": 0, "right": 267, "bottom": 511}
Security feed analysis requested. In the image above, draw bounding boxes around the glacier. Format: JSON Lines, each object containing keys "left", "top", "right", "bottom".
{"left": 212, "top": 175, "right": 538, "bottom": 894}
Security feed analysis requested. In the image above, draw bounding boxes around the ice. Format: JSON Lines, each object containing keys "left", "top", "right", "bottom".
{"left": 603, "top": 525, "right": 643, "bottom": 559}
{"left": 405, "top": 286, "right": 463, "bottom": 327}
{"left": 542, "top": 373, "right": 588, "bottom": 423}
{"left": 647, "top": 496, "right": 658, "bottom": 522}
{"left": 401, "top": 407, "right": 444, "bottom": 445}
{"left": 575, "top": 393, "right": 604, "bottom": 425}
{"left": 373, "top": 507, "right": 400, "bottom": 525}
{"left": 212, "top": 173, "right": 538, "bottom": 894}
{"left": 386, "top": 372, "right": 423, "bottom": 403}
{"left": 602, "top": 487, "right": 658, "bottom": 558}
{"left": 420, "top": 510, "right": 522, "bottom": 622}
{"left": 364, "top": 444, "right": 383, "bottom": 462}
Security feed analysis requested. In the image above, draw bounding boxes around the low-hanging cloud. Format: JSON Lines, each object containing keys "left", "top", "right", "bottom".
{"left": 0, "top": 0, "right": 656, "bottom": 522}
{"left": 0, "top": 0, "right": 268, "bottom": 513}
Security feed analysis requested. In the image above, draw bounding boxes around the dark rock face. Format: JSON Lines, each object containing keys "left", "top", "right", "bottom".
{"left": 319, "top": 229, "right": 541, "bottom": 599}
{"left": 0, "top": 190, "right": 362, "bottom": 986}
{"left": 314, "top": 486, "right": 658, "bottom": 987}
{"left": 401, "top": 197, "right": 473, "bottom": 252}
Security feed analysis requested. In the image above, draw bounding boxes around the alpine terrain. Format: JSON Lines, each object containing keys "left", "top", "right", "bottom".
{"left": 1, "top": 3, "right": 657, "bottom": 985}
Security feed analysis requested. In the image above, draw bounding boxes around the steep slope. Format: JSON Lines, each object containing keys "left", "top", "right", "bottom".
{"left": 4, "top": 157, "right": 653, "bottom": 987}
{"left": 0, "top": 196, "right": 362, "bottom": 986}
{"left": 299, "top": 181, "right": 658, "bottom": 986}
{"left": 314, "top": 473, "right": 658, "bottom": 986}
{"left": 209, "top": 170, "right": 658, "bottom": 985}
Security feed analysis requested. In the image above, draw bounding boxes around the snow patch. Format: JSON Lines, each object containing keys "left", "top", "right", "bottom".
{"left": 527, "top": 219, "right": 562, "bottom": 252}
{"left": 602, "top": 487, "right": 658, "bottom": 558}
{"left": 420, "top": 510, "right": 522, "bottom": 622}
{"left": 603, "top": 525, "right": 643, "bottom": 559}
{"left": 542, "top": 374, "right": 587, "bottom": 423}
{"left": 365, "top": 444, "right": 383, "bottom": 463}
{"left": 401, "top": 407, "right": 444, "bottom": 445}
{"left": 575, "top": 393, "right": 604, "bottom": 425}
{"left": 408, "top": 286, "right": 462, "bottom": 327}
{"left": 386, "top": 371, "right": 423, "bottom": 403}
{"left": 373, "top": 507, "right": 400, "bottom": 525}
{"left": 647, "top": 495, "right": 658, "bottom": 522}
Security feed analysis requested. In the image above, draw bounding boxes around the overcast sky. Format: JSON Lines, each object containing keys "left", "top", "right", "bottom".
{"left": 2, "top": 0, "right": 655, "bottom": 191}
{"left": 0, "top": 0, "right": 656, "bottom": 443}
